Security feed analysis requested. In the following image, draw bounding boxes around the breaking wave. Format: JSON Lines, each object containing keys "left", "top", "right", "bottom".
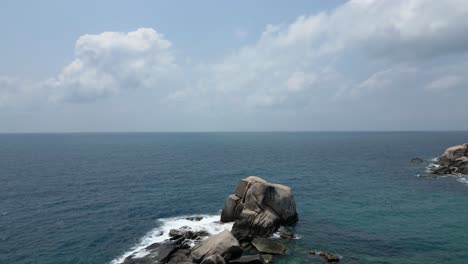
{"left": 110, "top": 214, "right": 233, "bottom": 264}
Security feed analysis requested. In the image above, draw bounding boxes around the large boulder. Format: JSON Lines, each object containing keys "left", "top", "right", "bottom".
{"left": 432, "top": 144, "right": 468, "bottom": 175}
{"left": 191, "top": 230, "right": 242, "bottom": 263}
{"left": 221, "top": 176, "right": 298, "bottom": 241}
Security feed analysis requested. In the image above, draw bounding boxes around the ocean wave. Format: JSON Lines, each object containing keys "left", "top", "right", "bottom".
{"left": 425, "top": 158, "right": 440, "bottom": 173}
{"left": 455, "top": 176, "right": 468, "bottom": 185}
{"left": 423, "top": 158, "right": 468, "bottom": 186}
{"left": 110, "top": 214, "right": 233, "bottom": 264}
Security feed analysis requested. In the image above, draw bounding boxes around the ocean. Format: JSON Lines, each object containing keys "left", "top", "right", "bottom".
{"left": 1, "top": 132, "right": 468, "bottom": 264}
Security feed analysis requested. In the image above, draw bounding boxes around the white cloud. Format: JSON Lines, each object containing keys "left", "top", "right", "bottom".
{"left": 425, "top": 75, "right": 464, "bottom": 91}
{"left": 45, "top": 28, "right": 177, "bottom": 102}
{"left": 185, "top": 0, "right": 468, "bottom": 111}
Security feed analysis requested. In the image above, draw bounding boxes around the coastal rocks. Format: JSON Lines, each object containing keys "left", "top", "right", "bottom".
{"left": 251, "top": 238, "right": 287, "bottom": 255}
{"left": 119, "top": 176, "right": 302, "bottom": 264}
{"left": 191, "top": 230, "right": 242, "bottom": 263}
{"left": 431, "top": 143, "right": 468, "bottom": 176}
{"left": 221, "top": 176, "right": 298, "bottom": 241}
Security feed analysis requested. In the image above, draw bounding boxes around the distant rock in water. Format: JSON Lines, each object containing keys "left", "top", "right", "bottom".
{"left": 431, "top": 143, "right": 468, "bottom": 175}
{"left": 220, "top": 176, "right": 298, "bottom": 242}
{"left": 410, "top": 157, "right": 424, "bottom": 164}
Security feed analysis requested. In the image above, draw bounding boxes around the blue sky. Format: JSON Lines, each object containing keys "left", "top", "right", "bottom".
{"left": 1, "top": 0, "right": 468, "bottom": 132}
{"left": 0, "top": 0, "right": 343, "bottom": 78}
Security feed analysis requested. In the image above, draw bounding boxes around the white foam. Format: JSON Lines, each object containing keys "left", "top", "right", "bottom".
{"left": 110, "top": 214, "right": 233, "bottom": 264}
{"left": 456, "top": 175, "right": 468, "bottom": 185}
{"left": 425, "top": 158, "right": 440, "bottom": 173}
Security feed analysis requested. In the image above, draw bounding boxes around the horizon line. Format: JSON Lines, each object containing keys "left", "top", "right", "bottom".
{"left": 1, "top": 130, "right": 468, "bottom": 134}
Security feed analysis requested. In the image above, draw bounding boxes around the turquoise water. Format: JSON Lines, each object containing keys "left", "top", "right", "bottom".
{"left": 1, "top": 132, "right": 468, "bottom": 263}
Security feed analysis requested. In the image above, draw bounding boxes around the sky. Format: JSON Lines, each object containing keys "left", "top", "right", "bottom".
{"left": 1, "top": 0, "right": 468, "bottom": 132}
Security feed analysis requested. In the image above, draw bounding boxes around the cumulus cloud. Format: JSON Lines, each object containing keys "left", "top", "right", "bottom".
{"left": 181, "top": 0, "right": 468, "bottom": 111}
{"left": 45, "top": 28, "right": 177, "bottom": 102}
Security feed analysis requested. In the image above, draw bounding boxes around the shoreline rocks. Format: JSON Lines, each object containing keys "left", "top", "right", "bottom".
{"left": 431, "top": 143, "right": 468, "bottom": 176}
{"left": 121, "top": 176, "right": 308, "bottom": 264}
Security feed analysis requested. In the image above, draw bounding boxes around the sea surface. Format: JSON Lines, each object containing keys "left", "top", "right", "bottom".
{"left": 1, "top": 132, "right": 468, "bottom": 264}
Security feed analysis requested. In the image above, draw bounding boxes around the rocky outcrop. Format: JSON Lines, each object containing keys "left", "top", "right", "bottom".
{"left": 120, "top": 176, "right": 302, "bottom": 264}
{"left": 221, "top": 176, "right": 298, "bottom": 241}
{"left": 191, "top": 230, "right": 242, "bottom": 263}
{"left": 432, "top": 144, "right": 468, "bottom": 175}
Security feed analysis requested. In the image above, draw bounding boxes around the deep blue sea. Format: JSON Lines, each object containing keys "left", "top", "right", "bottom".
{"left": 1, "top": 132, "right": 468, "bottom": 264}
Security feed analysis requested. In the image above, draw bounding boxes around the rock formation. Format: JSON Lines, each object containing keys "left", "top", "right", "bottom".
{"left": 121, "top": 176, "right": 300, "bottom": 264}
{"left": 220, "top": 176, "right": 298, "bottom": 241}
{"left": 432, "top": 143, "right": 468, "bottom": 175}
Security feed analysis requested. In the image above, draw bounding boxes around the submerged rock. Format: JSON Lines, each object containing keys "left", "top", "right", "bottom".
{"left": 251, "top": 238, "right": 287, "bottom": 255}
{"left": 309, "top": 250, "right": 340, "bottom": 263}
{"left": 221, "top": 176, "right": 298, "bottom": 241}
{"left": 278, "top": 227, "right": 295, "bottom": 239}
{"left": 411, "top": 157, "right": 424, "bottom": 164}
{"left": 191, "top": 230, "right": 242, "bottom": 262}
